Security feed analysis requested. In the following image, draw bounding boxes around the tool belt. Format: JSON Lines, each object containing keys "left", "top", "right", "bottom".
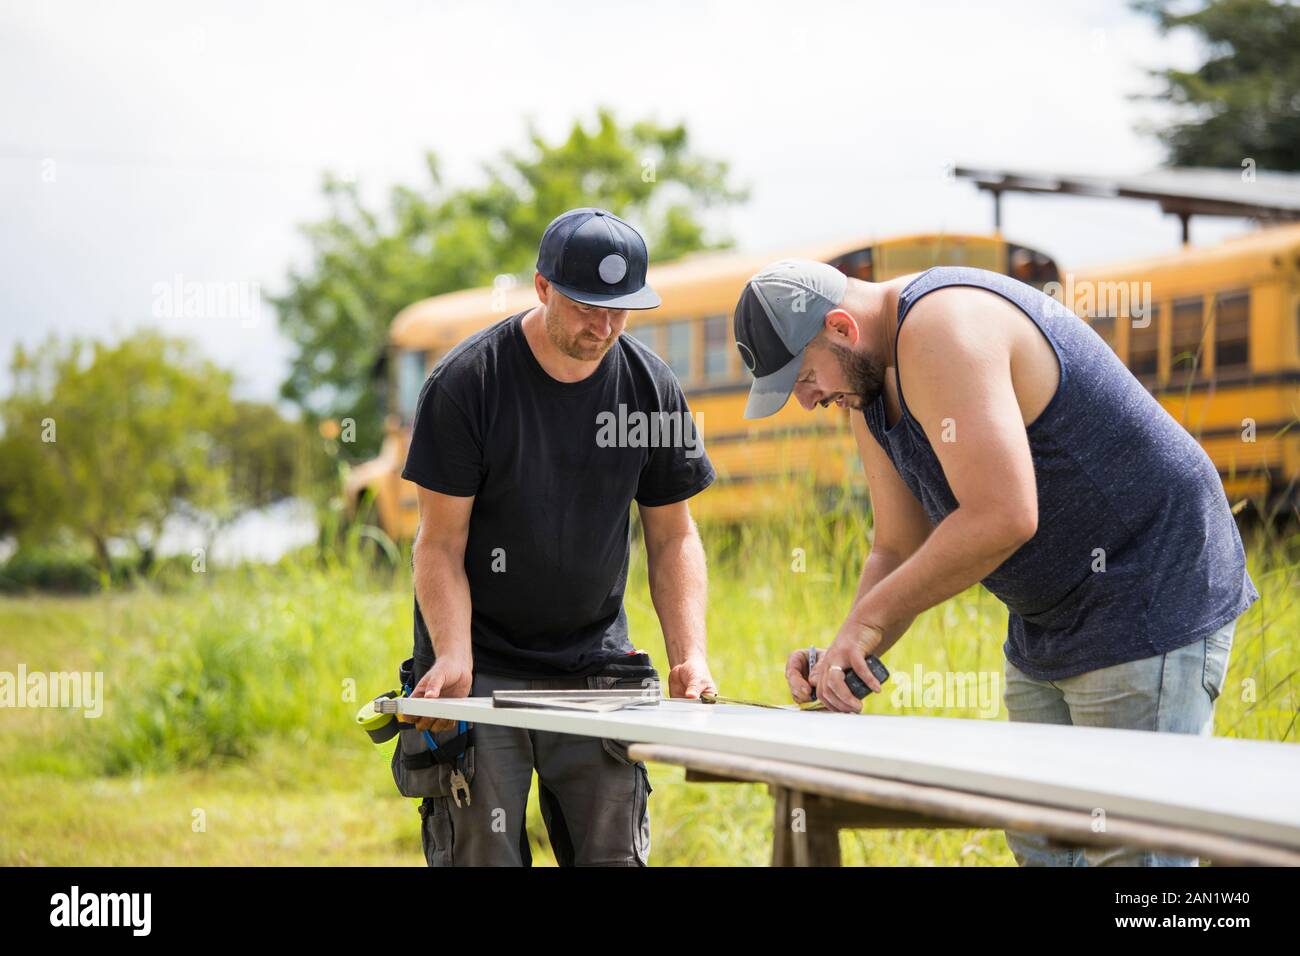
{"left": 391, "top": 657, "right": 475, "bottom": 804}
{"left": 397, "top": 723, "right": 474, "bottom": 770}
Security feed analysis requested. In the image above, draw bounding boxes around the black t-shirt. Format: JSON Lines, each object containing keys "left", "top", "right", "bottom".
{"left": 402, "top": 310, "right": 715, "bottom": 678}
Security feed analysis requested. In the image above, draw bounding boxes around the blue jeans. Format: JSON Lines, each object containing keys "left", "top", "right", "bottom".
{"left": 1002, "top": 621, "right": 1236, "bottom": 867}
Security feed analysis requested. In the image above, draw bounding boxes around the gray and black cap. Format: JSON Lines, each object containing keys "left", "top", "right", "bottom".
{"left": 733, "top": 258, "right": 848, "bottom": 418}
{"left": 536, "top": 208, "right": 661, "bottom": 310}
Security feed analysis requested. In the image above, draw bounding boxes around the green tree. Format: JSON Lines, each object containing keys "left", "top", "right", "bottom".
{"left": 195, "top": 399, "right": 318, "bottom": 547}
{"left": 0, "top": 333, "right": 309, "bottom": 572}
{"left": 274, "top": 109, "right": 746, "bottom": 457}
{"left": 1134, "top": 0, "right": 1300, "bottom": 169}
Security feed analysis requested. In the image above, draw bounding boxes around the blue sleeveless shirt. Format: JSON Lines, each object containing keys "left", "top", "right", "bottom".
{"left": 862, "top": 267, "right": 1258, "bottom": 680}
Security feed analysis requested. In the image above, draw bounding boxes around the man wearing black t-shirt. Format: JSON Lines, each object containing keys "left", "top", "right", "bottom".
{"left": 400, "top": 208, "right": 716, "bottom": 866}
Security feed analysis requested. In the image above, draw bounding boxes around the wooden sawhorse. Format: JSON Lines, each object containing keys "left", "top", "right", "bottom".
{"left": 628, "top": 743, "right": 1300, "bottom": 867}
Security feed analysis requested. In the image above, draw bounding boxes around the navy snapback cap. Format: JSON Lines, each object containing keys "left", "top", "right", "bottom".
{"left": 536, "top": 208, "right": 660, "bottom": 310}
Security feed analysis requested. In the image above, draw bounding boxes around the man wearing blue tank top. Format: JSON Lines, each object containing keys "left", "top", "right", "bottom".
{"left": 733, "top": 259, "right": 1258, "bottom": 867}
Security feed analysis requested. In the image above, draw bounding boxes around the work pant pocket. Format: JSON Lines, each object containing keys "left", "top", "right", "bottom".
{"left": 1201, "top": 624, "right": 1235, "bottom": 703}
{"left": 418, "top": 797, "right": 455, "bottom": 867}
{"left": 590, "top": 737, "right": 653, "bottom": 866}
{"left": 628, "top": 758, "right": 652, "bottom": 865}
{"left": 596, "top": 734, "right": 639, "bottom": 769}
{"left": 587, "top": 654, "right": 659, "bottom": 774}
{"left": 588, "top": 664, "right": 658, "bottom": 771}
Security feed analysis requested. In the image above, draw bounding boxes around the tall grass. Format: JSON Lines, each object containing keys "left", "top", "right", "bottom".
{"left": 10, "top": 485, "right": 1299, "bottom": 762}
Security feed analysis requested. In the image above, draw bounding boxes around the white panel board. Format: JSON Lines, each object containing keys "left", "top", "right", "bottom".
{"left": 385, "top": 695, "right": 1300, "bottom": 848}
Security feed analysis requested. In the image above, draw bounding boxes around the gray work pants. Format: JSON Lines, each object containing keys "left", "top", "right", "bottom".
{"left": 419, "top": 670, "right": 652, "bottom": 866}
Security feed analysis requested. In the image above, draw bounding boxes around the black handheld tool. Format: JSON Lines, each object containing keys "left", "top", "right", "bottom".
{"left": 809, "top": 646, "right": 890, "bottom": 701}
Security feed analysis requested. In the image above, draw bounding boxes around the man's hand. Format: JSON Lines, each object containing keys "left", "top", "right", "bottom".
{"left": 785, "top": 648, "right": 817, "bottom": 704}
{"left": 812, "top": 620, "right": 886, "bottom": 713}
{"left": 668, "top": 656, "right": 716, "bottom": 699}
{"left": 409, "top": 653, "right": 473, "bottom": 732}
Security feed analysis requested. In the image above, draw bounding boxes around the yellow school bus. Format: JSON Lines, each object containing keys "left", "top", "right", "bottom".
{"left": 346, "top": 233, "right": 1061, "bottom": 536}
{"left": 1063, "top": 223, "right": 1300, "bottom": 509}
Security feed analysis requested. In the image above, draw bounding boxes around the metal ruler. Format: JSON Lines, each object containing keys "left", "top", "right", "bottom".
{"left": 489, "top": 688, "right": 661, "bottom": 713}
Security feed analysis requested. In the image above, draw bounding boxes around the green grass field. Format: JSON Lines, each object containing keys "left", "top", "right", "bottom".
{"left": 1, "top": 508, "right": 1296, "bottom": 866}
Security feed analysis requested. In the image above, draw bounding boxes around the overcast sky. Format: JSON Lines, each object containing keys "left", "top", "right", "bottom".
{"left": 0, "top": 0, "right": 1250, "bottom": 404}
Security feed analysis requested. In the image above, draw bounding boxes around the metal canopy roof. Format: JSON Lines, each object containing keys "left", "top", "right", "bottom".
{"left": 956, "top": 165, "right": 1300, "bottom": 240}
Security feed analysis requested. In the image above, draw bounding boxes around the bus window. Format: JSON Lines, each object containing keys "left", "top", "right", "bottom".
{"left": 397, "top": 349, "right": 428, "bottom": 424}
{"left": 1214, "top": 290, "right": 1250, "bottom": 373}
{"left": 1170, "top": 296, "right": 1205, "bottom": 380}
{"left": 628, "top": 323, "right": 661, "bottom": 354}
{"left": 832, "top": 248, "right": 873, "bottom": 281}
{"left": 1129, "top": 305, "right": 1160, "bottom": 380}
{"left": 1006, "top": 243, "right": 1061, "bottom": 290}
{"left": 703, "top": 315, "right": 729, "bottom": 380}
{"left": 665, "top": 321, "right": 693, "bottom": 381}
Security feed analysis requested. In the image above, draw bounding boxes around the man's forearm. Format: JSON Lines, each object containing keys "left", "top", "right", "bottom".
{"left": 412, "top": 544, "right": 474, "bottom": 661}
{"left": 645, "top": 529, "right": 708, "bottom": 668}
{"left": 848, "top": 507, "right": 1026, "bottom": 635}
{"left": 852, "top": 548, "right": 915, "bottom": 654}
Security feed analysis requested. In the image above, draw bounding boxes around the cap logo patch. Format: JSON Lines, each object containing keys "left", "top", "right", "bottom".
{"left": 598, "top": 253, "right": 628, "bottom": 285}
{"left": 737, "top": 341, "right": 757, "bottom": 372}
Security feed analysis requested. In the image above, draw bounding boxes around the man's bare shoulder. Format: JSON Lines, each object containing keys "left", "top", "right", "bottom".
{"left": 898, "top": 285, "right": 1018, "bottom": 358}
{"left": 899, "top": 284, "right": 1059, "bottom": 426}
